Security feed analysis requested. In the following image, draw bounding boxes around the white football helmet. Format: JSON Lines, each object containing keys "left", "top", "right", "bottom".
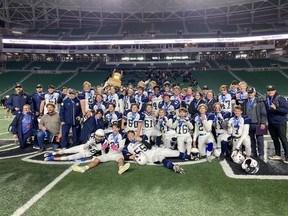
{"left": 231, "top": 150, "right": 245, "bottom": 164}
{"left": 135, "top": 152, "right": 148, "bottom": 165}
{"left": 213, "top": 148, "right": 221, "bottom": 158}
{"left": 95, "top": 129, "right": 105, "bottom": 141}
{"left": 191, "top": 147, "right": 200, "bottom": 161}
{"left": 241, "top": 158, "right": 259, "bottom": 174}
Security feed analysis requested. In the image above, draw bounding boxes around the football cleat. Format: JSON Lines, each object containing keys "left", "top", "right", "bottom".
{"left": 44, "top": 152, "right": 53, "bottom": 157}
{"left": 71, "top": 164, "right": 86, "bottom": 173}
{"left": 118, "top": 163, "right": 130, "bottom": 175}
{"left": 173, "top": 164, "right": 186, "bottom": 174}
{"left": 44, "top": 156, "right": 54, "bottom": 161}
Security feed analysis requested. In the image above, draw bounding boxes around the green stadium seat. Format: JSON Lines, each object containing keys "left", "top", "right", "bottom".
{"left": 0, "top": 71, "right": 30, "bottom": 94}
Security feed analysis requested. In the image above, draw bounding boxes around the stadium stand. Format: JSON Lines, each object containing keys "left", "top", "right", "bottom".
{"left": 191, "top": 70, "right": 236, "bottom": 93}
{"left": 185, "top": 22, "right": 209, "bottom": 34}
{"left": 217, "top": 59, "right": 250, "bottom": 68}
{"left": 0, "top": 71, "right": 30, "bottom": 94}
{"left": 5, "top": 61, "right": 29, "bottom": 70}
{"left": 25, "top": 61, "right": 60, "bottom": 70}
{"left": 98, "top": 23, "right": 121, "bottom": 35}
{"left": 58, "top": 62, "right": 89, "bottom": 71}
{"left": 153, "top": 21, "right": 184, "bottom": 34}
{"left": 122, "top": 22, "right": 151, "bottom": 34}
{"left": 233, "top": 70, "right": 288, "bottom": 95}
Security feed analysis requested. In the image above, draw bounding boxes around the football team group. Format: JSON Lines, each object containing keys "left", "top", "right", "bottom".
{"left": 4, "top": 78, "right": 288, "bottom": 175}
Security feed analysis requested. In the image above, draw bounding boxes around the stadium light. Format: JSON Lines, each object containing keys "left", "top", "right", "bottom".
{"left": 3, "top": 33, "right": 288, "bottom": 46}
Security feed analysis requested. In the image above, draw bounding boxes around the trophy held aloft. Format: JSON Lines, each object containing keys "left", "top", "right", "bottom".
{"left": 106, "top": 69, "right": 123, "bottom": 87}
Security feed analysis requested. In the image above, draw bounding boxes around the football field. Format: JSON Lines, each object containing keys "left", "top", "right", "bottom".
{"left": 0, "top": 107, "right": 288, "bottom": 216}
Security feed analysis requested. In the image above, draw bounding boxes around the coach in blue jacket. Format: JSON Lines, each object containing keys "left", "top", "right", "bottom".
{"left": 6, "top": 83, "right": 33, "bottom": 115}
{"left": 265, "top": 85, "right": 288, "bottom": 163}
{"left": 79, "top": 109, "right": 104, "bottom": 144}
{"left": 60, "top": 89, "right": 82, "bottom": 148}
{"left": 11, "top": 104, "right": 38, "bottom": 149}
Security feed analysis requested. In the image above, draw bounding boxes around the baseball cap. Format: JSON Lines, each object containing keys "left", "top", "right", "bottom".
{"left": 96, "top": 109, "right": 103, "bottom": 115}
{"left": 48, "top": 85, "right": 55, "bottom": 89}
{"left": 247, "top": 87, "right": 256, "bottom": 93}
{"left": 46, "top": 103, "right": 55, "bottom": 108}
{"left": 202, "top": 85, "right": 209, "bottom": 90}
{"left": 36, "top": 84, "right": 42, "bottom": 88}
{"left": 69, "top": 89, "right": 76, "bottom": 94}
{"left": 266, "top": 85, "right": 276, "bottom": 91}
{"left": 231, "top": 80, "right": 238, "bottom": 85}
{"left": 163, "top": 81, "right": 170, "bottom": 86}
{"left": 15, "top": 83, "right": 22, "bottom": 88}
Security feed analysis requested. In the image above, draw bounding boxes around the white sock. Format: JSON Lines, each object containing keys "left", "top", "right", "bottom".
{"left": 84, "top": 166, "right": 89, "bottom": 171}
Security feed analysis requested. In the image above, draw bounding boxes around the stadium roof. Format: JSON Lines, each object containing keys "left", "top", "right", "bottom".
{"left": 0, "top": 0, "right": 287, "bottom": 29}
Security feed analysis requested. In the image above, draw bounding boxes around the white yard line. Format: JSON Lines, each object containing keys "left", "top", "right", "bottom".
{"left": 0, "top": 132, "right": 9, "bottom": 135}
{"left": 11, "top": 167, "right": 72, "bottom": 216}
{"left": 0, "top": 146, "right": 18, "bottom": 152}
{"left": 0, "top": 151, "right": 37, "bottom": 160}
{"left": 0, "top": 143, "right": 15, "bottom": 149}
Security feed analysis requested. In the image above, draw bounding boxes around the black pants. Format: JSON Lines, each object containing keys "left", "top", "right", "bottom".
{"left": 249, "top": 124, "right": 264, "bottom": 156}
{"left": 268, "top": 122, "right": 288, "bottom": 157}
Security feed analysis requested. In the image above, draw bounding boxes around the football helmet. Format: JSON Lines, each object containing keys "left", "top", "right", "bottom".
{"left": 135, "top": 152, "right": 148, "bottom": 165}
{"left": 95, "top": 129, "right": 105, "bottom": 141}
{"left": 191, "top": 147, "right": 200, "bottom": 161}
{"left": 231, "top": 150, "right": 245, "bottom": 164}
{"left": 241, "top": 158, "right": 259, "bottom": 174}
{"left": 213, "top": 148, "right": 221, "bottom": 158}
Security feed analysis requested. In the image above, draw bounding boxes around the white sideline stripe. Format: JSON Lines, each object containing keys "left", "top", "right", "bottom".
{"left": 0, "top": 151, "right": 37, "bottom": 160}
{"left": 11, "top": 168, "right": 72, "bottom": 216}
{"left": 220, "top": 160, "right": 288, "bottom": 180}
{"left": 0, "top": 132, "right": 9, "bottom": 135}
{"left": 0, "top": 143, "right": 15, "bottom": 149}
{"left": 0, "top": 146, "right": 18, "bottom": 152}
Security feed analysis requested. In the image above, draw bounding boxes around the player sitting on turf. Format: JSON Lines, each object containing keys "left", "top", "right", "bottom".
{"left": 71, "top": 124, "right": 130, "bottom": 175}
{"left": 172, "top": 107, "right": 193, "bottom": 156}
{"left": 227, "top": 105, "right": 252, "bottom": 161}
{"left": 192, "top": 104, "right": 215, "bottom": 162}
{"left": 44, "top": 129, "right": 107, "bottom": 161}
{"left": 123, "top": 130, "right": 186, "bottom": 174}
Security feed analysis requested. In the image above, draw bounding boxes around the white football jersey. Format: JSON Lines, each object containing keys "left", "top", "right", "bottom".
{"left": 44, "top": 92, "right": 60, "bottom": 114}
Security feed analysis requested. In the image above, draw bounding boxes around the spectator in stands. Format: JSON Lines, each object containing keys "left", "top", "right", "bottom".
{"left": 79, "top": 109, "right": 104, "bottom": 144}
{"left": 264, "top": 85, "right": 288, "bottom": 163}
{"left": 6, "top": 83, "right": 33, "bottom": 115}
{"left": 188, "top": 91, "right": 205, "bottom": 118}
{"left": 37, "top": 103, "right": 61, "bottom": 151}
{"left": 242, "top": 87, "right": 267, "bottom": 159}
{"left": 11, "top": 104, "right": 38, "bottom": 149}
{"left": 60, "top": 89, "right": 82, "bottom": 148}
{"left": 30, "top": 84, "right": 45, "bottom": 118}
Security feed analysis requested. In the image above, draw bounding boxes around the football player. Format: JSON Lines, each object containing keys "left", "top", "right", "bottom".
{"left": 158, "top": 93, "right": 180, "bottom": 117}
{"left": 40, "top": 85, "right": 61, "bottom": 115}
{"left": 193, "top": 104, "right": 215, "bottom": 162}
{"left": 44, "top": 129, "right": 107, "bottom": 161}
{"left": 155, "top": 108, "right": 177, "bottom": 149}
{"left": 183, "top": 87, "right": 194, "bottom": 107}
{"left": 236, "top": 81, "right": 248, "bottom": 105}
{"left": 71, "top": 124, "right": 130, "bottom": 175}
{"left": 89, "top": 94, "right": 107, "bottom": 113}
{"left": 172, "top": 107, "right": 193, "bottom": 156}
{"left": 142, "top": 103, "right": 162, "bottom": 146}
{"left": 123, "top": 130, "right": 186, "bottom": 174}
{"left": 122, "top": 103, "right": 144, "bottom": 136}
{"left": 227, "top": 105, "right": 251, "bottom": 159}
{"left": 135, "top": 86, "right": 149, "bottom": 113}
{"left": 218, "top": 85, "right": 232, "bottom": 113}
{"left": 104, "top": 103, "right": 122, "bottom": 133}
{"left": 78, "top": 81, "right": 96, "bottom": 116}
{"left": 106, "top": 86, "right": 121, "bottom": 112}
{"left": 151, "top": 85, "right": 163, "bottom": 113}
{"left": 122, "top": 88, "right": 136, "bottom": 111}
{"left": 213, "top": 102, "right": 231, "bottom": 160}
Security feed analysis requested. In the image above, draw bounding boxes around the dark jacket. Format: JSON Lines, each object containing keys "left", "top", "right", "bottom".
{"left": 6, "top": 92, "right": 33, "bottom": 115}
{"left": 79, "top": 115, "right": 104, "bottom": 144}
{"left": 264, "top": 93, "right": 288, "bottom": 124}
{"left": 30, "top": 92, "right": 45, "bottom": 114}
{"left": 188, "top": 98, "right": 205, "bottom": 118}
{"left": 11, "top": 112, "right": 38, "bottom": 140}
{"left": 60, "top": 97, "right": 82, "bottom": 126}
{"left": 242, "top": 97, "right": 267, "bottom": 124}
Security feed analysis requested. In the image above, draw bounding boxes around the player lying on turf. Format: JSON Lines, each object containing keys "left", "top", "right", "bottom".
{"left": 123, "top": 130, "right": 187, "bottom": 174}
{"left": 71, "top": 124, "right": 130, "bottom": 175}
{"left": 44, "top": 129, "right": 107, "bottom": 161}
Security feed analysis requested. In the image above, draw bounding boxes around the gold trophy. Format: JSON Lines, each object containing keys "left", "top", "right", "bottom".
{"left": 106, "top": 69, "right": 123, "bottom": 87}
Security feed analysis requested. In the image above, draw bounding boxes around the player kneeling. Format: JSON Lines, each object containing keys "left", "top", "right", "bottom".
{"left": 123, "top": 130, "right": 186, "bottom": 174}
{"left": 71, "top": 124, "right": 130, "bottom": 175}
{"left": 44, "top": 129, "right": 107, "bottom": 161}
